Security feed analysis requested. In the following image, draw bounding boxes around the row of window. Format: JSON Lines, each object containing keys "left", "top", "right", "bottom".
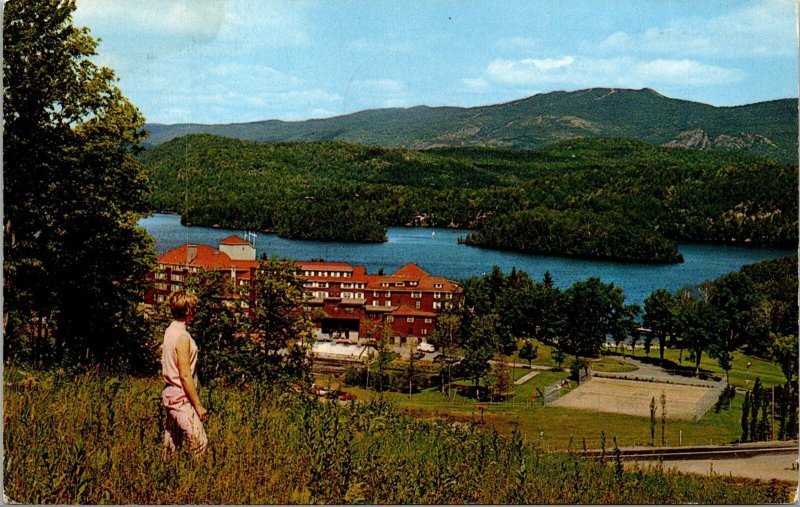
{"left": 384, "top": 316, "right": 434, "bottom": 324}
{"left": 341, "top": 282, "right": 367, "bottom": 289}
{"left": 379, "top": 281, "right": 420, "bottom": 287}
{"left": 369, "top": 290, "right": 453, "bottom": 298}
{"left": 303, "top": 270, "right": 353, "bottom": 278}
{"left": 154, "top": 272, "right": 185, "bottom": 282}
{"left": 154, "top": 283, "right": 182, "bottom": 292}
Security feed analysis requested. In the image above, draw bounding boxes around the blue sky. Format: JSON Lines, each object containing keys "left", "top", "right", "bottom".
{"left": 74, "top": 0, "right": 798, "bottom": 124}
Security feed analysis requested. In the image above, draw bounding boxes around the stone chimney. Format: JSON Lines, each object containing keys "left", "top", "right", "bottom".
{"left": 187, "top": 244, "right": 198, "bottom": 263}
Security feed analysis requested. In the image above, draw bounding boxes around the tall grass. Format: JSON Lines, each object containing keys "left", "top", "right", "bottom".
{"left": 3, "top": 368, "right": 792, "bottom": 504}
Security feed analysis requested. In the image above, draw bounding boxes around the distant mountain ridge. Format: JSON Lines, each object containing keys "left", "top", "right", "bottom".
{"left": 144, "top": 88, "right": 798, "bottom": 163}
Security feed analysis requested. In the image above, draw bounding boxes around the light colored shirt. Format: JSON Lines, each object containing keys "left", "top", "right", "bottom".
{"left": 161, "top": 320, "right": 198, "bottom": 409}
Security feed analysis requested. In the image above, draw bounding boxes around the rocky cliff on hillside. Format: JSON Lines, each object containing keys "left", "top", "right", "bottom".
{"left": 664, "top": 129, "right": 779, "bottom": 151}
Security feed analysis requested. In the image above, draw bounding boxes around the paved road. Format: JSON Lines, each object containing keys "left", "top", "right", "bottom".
{"left": 641, "top": 451, "right": 799, "bottom": 483}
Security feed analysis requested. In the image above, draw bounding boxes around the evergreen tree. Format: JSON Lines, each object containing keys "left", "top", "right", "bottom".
{"left": 660, "top": 392, "right": 667, "bottom": 446}
{"left": 758, "top": 391, "right": 771, "bottom": 441}
{"left": 741, "top": 391, "right": 751, "bottom": 442}
{"left": 749, "top": 378, "right": 762, "bottom": 441}
{"left": 649, "top": 396, "right": 657, "bottom": 446}
{"left": 3, "top": 0, "right": 155, "bottom": 370}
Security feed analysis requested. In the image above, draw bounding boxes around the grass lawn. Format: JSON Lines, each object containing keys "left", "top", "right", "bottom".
{"left": 326, "top": 340, "right": 785, "bottom": 450}
{"left": 591, "top": 356, "right": 638, "bottom": 373}
{"left": 619, "top": 347, "right": 786, "bottom": 388}
{"left": 508, "top": 338, "right": 559, "bottom": 368}
{"left": 341, "top": 369, "right": 745, "bottom": 449}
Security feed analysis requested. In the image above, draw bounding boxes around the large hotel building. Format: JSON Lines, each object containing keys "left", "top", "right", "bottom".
{"left": 146, "top": 235, "right": 462, "bottom": 345}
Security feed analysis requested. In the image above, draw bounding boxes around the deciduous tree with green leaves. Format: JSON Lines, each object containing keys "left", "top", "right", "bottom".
{"left": 459, "top": 312, "right": 501, "bottom": 398}
{"left": 3, "top": 0, "right": 155, "bottom": 371}
{"left": 250, "top": 256, "right": 315, "bottom": 384}
{"left": 561, "top": 277, "right": 638, "bottom": 358}
{"left": 673, "top": 285, "right": 724, "bottom": 376}
{"left": 518, "top": 340, "right": 538, "bottom": 368}
{"left": 185, "top": 269, "right": 250, "bottom": 384}
{"left": 643, "top": 289, "right": 676, "bottom": 365}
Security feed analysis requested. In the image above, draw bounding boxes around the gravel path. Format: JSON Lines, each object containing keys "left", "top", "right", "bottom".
{"left": 596, "top": 356, "right": 720, "bottom": 387}
{"left": 514, "top": 370, "right": 540, "bottom": 385}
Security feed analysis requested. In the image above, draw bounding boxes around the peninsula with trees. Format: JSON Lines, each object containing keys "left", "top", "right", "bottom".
{"left": 141, "top": 134, "right": 797, "bottom": 262}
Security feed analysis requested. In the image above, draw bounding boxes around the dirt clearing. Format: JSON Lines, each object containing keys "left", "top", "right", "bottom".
{"left": 550, "top": 377, "right": 720, "bottom": 420}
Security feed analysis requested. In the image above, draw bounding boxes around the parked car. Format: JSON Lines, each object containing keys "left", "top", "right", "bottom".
{"left": 417, "top": 341, "right": 435, "bottom": 353}
{"left": 338, "top": 393, "right": 356, "bottom": 401}
{"left": 434, "top": 355, "right": 460, "bottom": 364}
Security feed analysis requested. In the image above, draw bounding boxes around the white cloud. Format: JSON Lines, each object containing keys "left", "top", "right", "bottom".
{"left": 487, "top": 56, "right": 576, "bottom": 84}
{"left": 634, "top": 59, "right": 740, "bottom": 85}
{"left": 480, "top": 55, "right": 743, "bottom": 89}
{"left": 596, "top": 0, "right": 796, "bottom": 57}
{"left": 76, "top": 0, "right": 227, "bottom": 45}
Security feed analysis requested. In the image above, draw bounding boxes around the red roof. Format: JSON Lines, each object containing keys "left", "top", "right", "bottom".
{"left": 298, "top": 262, "right": 371, "bottom": 283}
{"left": 391, "top": 306, "right": 438, "bottom": 318}
{"left": 219, "top": 235, "right": 252, "bottom": 246}
{"left": 158, "top": 244, "right": 258, "bottom": 271}
{"left": 393, "top": 262, "right": 429, "bottom": 279}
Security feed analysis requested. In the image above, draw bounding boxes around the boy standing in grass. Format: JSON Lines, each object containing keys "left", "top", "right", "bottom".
{"left": 162, "top": 291, "right": 208, "bottom": 458}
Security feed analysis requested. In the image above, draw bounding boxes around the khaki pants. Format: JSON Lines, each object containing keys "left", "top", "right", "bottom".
{"left": 163, "top": 402, "right": 208, "bottom": 458}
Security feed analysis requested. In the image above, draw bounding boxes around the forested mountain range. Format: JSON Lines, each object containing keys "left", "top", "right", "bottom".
{"left": 143, "top": 88, "right": 798, "bottom": 164}
{"left": 140, "top": 134, "right": 797, "bottom": 263}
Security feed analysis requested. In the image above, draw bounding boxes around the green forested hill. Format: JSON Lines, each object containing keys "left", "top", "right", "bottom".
{"left": 140, "top": 134, "right": 797, "bottom": 262}
{"left": 143, "top": 88, "right": 798, "bottom": 164}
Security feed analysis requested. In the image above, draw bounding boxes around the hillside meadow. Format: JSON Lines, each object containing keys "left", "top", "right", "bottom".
{"left": 4, "top": 368, "right": 793, "bottom": 504}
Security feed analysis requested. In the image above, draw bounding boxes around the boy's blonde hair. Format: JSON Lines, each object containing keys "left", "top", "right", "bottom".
{"left": 168, "top": 290, "right": 198, "bottom": 320}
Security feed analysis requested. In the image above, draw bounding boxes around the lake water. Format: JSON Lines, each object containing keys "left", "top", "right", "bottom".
{"left": 139, "top": 213, "right": 795, "bottom": 306}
